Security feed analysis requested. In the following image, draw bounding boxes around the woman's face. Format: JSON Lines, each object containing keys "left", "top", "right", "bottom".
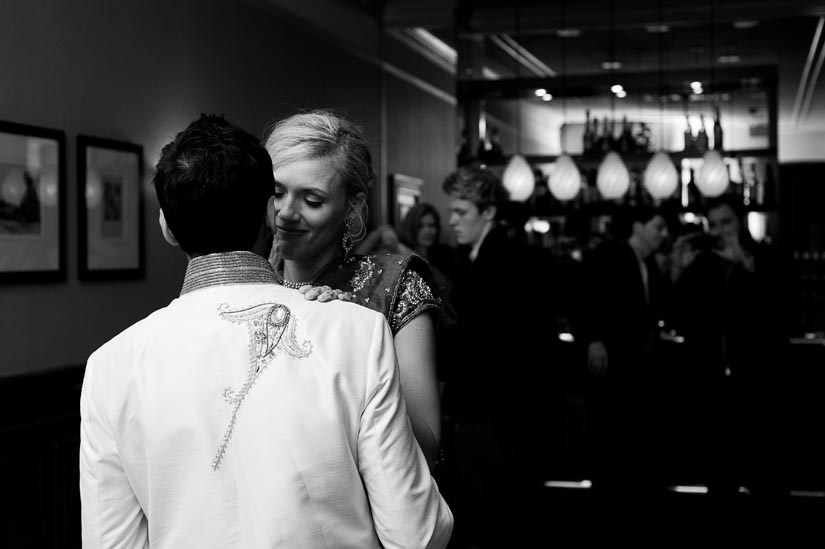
{"left": 270, "top": 157, "right": 351, "bottom": 263}
{"left": 417, "top": 213, "right": 438, "bottom": 249}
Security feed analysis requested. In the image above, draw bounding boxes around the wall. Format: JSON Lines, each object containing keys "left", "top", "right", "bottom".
{"left": 0, "top": 0, "right": 456, "bottom": 376}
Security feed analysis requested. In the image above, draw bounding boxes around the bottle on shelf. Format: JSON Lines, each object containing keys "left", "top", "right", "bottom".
{"left": 590, "top": 117, "right": 602, "bottom": 156}
{"left": 713, "top": 105, "right": 724, "bottom": 151}
{"left": 751, "top": 162, "right": 764, "bottom": 206}
{"left": 687, "top": 166, "right": 702, "bottom": 208}
{"left": 619, "top": 115, "right": 633, "bottom": 154}
{"left": 741, "top": 158, "right": 753, "bottom": 206}
{"left": 696, "top": 113, "right": 709, "bottom": 153}
{"left": 583, "top": 109, "right": 594, "bottom": 154}
{"left": 599, "top": 116, "right": 611, "bottom": 152}
{"left": 683, "top": 114, "right": 695, "bottom": 154}
{"left": 636, "top": 122, "right": 653, "bottom": 154}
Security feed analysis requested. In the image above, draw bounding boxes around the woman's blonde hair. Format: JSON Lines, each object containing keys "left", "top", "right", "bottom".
{"left": 264, "top": 109, "right": 374, "bottom": 241}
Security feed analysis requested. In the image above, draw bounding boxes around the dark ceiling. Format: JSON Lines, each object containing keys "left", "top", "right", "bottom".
{"left": 337, "top": 0, "right": 825, "bottom": 128}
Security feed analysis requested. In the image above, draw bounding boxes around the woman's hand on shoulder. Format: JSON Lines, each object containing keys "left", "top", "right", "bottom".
{"left": 299, "top": 284, "right": 353, "bottom": 303}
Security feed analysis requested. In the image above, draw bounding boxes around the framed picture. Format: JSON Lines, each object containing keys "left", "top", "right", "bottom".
{"left": 77, "top": 135, "right": 144, "bottom": 280}
{"left": 389, "top": 173, "right": 424, "bottom": 226}
{"left": 0, "top": 120, "right": 66, "bottom": 282}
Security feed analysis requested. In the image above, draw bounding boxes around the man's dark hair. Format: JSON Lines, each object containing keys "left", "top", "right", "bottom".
{"left": 441, "top": 162, "right": 509, "bottom": 216}
{"left": 153, "top": 113, "right": 274, "bottom": 256}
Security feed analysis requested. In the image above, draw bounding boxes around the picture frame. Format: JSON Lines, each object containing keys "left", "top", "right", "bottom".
{"left": 77, "top": 135, "right": 144, "bottom": 280}
{"left": 0, "top": 120, "right": 66, "bottom": 283}
{"left": 389, "top": 173, "right": 424, "bottom": 226}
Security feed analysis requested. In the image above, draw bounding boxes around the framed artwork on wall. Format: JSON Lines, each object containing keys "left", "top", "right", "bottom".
{"left": 389, "top": 173, "right": 424, "bottom": 227}
{"left": 77, "top": 135, "right": 144, "bottom": 280}
{"left": 0, "top": 120, "right": 66, "bottom": 282}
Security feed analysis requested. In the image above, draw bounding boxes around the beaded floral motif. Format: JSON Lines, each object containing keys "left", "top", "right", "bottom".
{"left": 390, "top": 270, "right": 439, "bottom": 332}
{"left": 211, "top": 302, "right": 312, "bottom": 470}
{"left": 350, "top": 256, "right": 377, "bottom": 293}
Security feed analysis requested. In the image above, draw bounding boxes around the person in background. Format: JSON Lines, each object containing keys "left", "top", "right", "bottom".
{"left": 577, "top": 204, "right": 671, "bottom": 501}
{"left": 440, "top": 163, "right": 550, "bottom": 548}
{"left": 79, "top": 113, "right": 453, "bottom": 548}
{"left": 670, "top": 195, "right": 791, "bottom": 502}
{"left": 397, "top": 202, "right": 459, "bottom": 339}
{"left": 397, "top": 202, "right": 453, "bottom": 273}
{"left": 264, "top": 109, "right": 443, "bottom": 470}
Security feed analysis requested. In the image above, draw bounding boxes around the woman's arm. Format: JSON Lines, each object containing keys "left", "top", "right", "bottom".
{"left": 393, "top": 312, "right": 441, "bottom": 471}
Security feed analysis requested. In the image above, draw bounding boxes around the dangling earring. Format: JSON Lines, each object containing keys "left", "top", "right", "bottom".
{"left": 341, "top": 217, "right": 354, "bottom": 263}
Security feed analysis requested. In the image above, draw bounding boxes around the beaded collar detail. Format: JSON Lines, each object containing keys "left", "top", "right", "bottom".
{"left": 180, "top": 252, "right": 278, "bottom": 296}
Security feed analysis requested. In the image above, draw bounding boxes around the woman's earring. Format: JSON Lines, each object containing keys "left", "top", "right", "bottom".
{"left": 341, "top": 218, "right": 354, "bottom": 263}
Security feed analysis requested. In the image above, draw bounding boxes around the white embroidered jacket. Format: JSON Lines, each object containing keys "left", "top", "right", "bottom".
{"left": 80, "top": 252, "right": 453, "bottom": 549}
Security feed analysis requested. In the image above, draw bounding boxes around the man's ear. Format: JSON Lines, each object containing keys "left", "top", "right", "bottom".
{"left": 482, "top": 204, "right": 497, "bottom": 222}
{"left": 158, "top": 209, "right": 179, "bottom": 247}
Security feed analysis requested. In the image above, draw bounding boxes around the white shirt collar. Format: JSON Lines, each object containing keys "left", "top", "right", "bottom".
{"left": 181, "top": 251, "right": 277, "bottom": 295}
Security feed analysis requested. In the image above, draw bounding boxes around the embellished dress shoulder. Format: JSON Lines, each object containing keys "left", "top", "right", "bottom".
{"left": 315, "top": 253, "right": 441, "bottom": 335}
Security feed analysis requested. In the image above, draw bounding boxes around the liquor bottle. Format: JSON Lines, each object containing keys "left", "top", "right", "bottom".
{"left": 619, "top": 115, "right": 633, "bottom": 154}
{"left": 713, "top": 105, "right": 724, "bottom": 151}
{"left": 742, "top": 159, "right": 753, "bottom": 206}
{"left": 751, "top": 162, "right": 764, "bottom": 205}
{"left": 696, "top": 114, "right": 709, "bottom": 153}
{"left": 636, "top": 122, "right": 652, "bottom": 154}
{"left": 687, "top": 167, "right": 702, "bottom": 208}
{"left": 683, "top": 115, "right": 695, "bottom": 154}
{"left": 583, "top": 109, "right": 594, "bottom": 154}
{"left": 601, "top": 116, "right": 611, "bottom": 152}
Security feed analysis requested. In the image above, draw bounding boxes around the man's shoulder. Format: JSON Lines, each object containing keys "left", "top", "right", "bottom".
{"left": 90, "top": 303, "right": 175, "bottom": 359}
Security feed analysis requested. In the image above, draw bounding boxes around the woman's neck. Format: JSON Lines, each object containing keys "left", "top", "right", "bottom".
{"left": 281, "top": 248, "right": 345, "bottom": 284}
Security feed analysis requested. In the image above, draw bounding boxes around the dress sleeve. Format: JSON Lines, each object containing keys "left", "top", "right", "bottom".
{"left": 358, "top": 314, "right": 454, "bottom": 548}
{"left": 80, "top": 355, "right": 148, "bottom": 548}
{"left": 390, "top": 268, "right": 441, "bottom": 334}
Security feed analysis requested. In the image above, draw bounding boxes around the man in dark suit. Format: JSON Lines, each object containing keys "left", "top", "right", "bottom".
{"left": 578, "top": 205, "right": 670, "bottom": 499}
{"left": 440, "top": 163, "right": 551, "bottom": 548}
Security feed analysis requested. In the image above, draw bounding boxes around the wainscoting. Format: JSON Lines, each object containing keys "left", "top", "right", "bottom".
{"left": 0, "top": 365, "right": 83, "bottom": 549}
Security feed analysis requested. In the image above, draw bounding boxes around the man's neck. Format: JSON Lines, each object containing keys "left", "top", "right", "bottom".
{"left": 627, "top": 235, "right": 651, "bottom": 260}
{"left": 469, "top": 221, "right": 495, "bottom": 262}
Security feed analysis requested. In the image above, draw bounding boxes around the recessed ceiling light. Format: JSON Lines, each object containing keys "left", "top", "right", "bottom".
{"left": 557, "top": 28, "right": 581, "bottom": 38}
{"left": 601, "top": 60, "right": 622, "bottom": 70}
{"left": 646, "top": 24, "right": 670, "bottom": 34}
{"left": 733, "top": 20, "right": 759, "bottom": 29}
{"left": 718, "top": 55, "right": 741, "bottom": 64}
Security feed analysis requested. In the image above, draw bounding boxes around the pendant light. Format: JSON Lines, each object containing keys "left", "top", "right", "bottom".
{"left": 697, "top": 0, "right": 730, "bottom": 197}
{"left": 642, "top": 0, "right": 679, "bottom": 200}
{"left": 502, "top": 154, "right": 535, "bottom": 201}
{"left": 696, "top": 149, "right": 729, "bottom": 197}
{"left": 597, "top": 151, "right": 630, "bottom": 199}
{"left": 549, "top": 0, "right": 581, "bottom": 201}
{"left": 501, "top": 5, "right": 534, "bottom": 202}
{"left": 596, "top": 0, "right": 629, "bottom": 200}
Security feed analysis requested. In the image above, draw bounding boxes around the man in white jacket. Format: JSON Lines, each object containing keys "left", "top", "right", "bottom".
{"left": 79, "top": 113, "right": 453, "bottom": 548}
